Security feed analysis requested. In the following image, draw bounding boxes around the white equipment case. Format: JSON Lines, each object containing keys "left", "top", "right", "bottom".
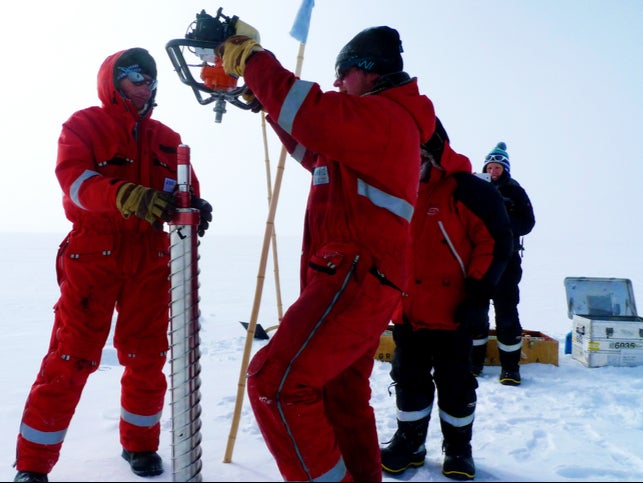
{"left": 564, "top": 276, "right": 643, "bottom": 368}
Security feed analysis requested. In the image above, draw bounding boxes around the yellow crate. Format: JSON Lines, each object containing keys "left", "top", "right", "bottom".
{"left": 375, "top": 326, "right": 396, "bottom": 362}
{"left": 485, "top": 329, "right": 559, "bottom": 366}
{"left": 375, "top": 327, "right": 559, "bottom": 366}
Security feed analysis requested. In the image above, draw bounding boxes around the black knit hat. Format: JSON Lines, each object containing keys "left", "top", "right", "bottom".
{"left": 335, "top": 26, "right": 403, "bottom": 78}
{"left": 114, "top": 47, "right": 157, "bottom": 84}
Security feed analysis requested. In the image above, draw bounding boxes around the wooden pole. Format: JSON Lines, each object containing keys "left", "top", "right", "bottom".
{"left": 223, "top": 42, "right": 307, "bottom": 463}
{"left": 261, "top": 112, "right": 285, "bottom": 322}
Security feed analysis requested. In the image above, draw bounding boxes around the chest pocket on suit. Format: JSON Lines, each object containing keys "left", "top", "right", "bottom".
{"left": 150, "top": 146, "right": 178, "bottom": 192}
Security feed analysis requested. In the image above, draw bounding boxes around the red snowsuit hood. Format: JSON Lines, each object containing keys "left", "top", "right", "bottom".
{"left": 428, "top": 140, "right": 472, "bottom": 181}
{"left": 55, "top": 48, "right": 192, "bottom": 234}
{"left": 97, "top": 48, "right": 157, "bottom": 121}
{"left": 395, "top": 142, "right": 512, "bottom": 330}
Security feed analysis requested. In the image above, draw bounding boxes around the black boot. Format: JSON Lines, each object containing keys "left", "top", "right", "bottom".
{"left": 381, "top": 417, "right": 429, "bottom": 474}
{"left": 13, "top": 472, "right": 48, "bottom": 483}
{"left": 499, "top": 345, "right": 522, "bottom": 386}
{"left": 443, "top": 450, "right": 475, "bottom": 481}
{"left": 441, "top": 421, "right": 475, "bottom": 481}
{"left": 499, "top": 368, "right": 521, "bottom": 386}
{"left": 470, "top": 342, "right": 487, "bottom": 377}
{"left": 122, "top": 449, "right": 164, "bottom": 477}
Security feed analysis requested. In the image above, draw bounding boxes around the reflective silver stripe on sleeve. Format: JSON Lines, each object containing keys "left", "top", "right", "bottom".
{"left": 70, "top": 169, "right": 101, "bottom": 210}
{"left": 278, "top": 80, "right": 314, "bottom": 135}
{"left": 357, "top": 178, "right": 414, "bottom": 223}
{"left": 20, "top": 422, "right": 67, "bottom": 445}
{"left": 121, "top": 407, "right": 163, "bottom": 427}
{"left": 291, "top": 143, "right": 306, "bottom": 164}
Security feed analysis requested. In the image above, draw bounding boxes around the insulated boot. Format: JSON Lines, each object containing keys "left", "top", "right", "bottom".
{"left": 443, "top": 450, "right": 475, "bottom": 481}
{"left": 381, "top": 417, "right": 429, "bottom": 474}
{"left": 499, "top": 344, "right": 522, "bottom": 386}
{"left": 499, "top": 369, "right": 521, "bottom": 386}
{"left": 122, "top": 449, "right": 164, "bottom": 477}
{"left": 470, "top": 343, "right": 487, "bottom": 377}
{"left": 13, "top": 472, "right": 48, "bottom": 483}
{"left": 441, "top": 421, "right": 475, "bottom": 481}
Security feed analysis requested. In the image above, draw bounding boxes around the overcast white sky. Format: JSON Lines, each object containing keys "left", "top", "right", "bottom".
{"left": 1, "top": 0, "right": 642, "bottom": 242}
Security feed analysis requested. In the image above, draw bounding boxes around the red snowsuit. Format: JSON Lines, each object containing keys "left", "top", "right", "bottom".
{"left": 401, "top": 147, "right": 511, "bottom": 331}
{"left": 15, "top": 49, "right": 199, "bottom": 475}
{"left": 243, "top": 51, "right": 435, "bottom": 481}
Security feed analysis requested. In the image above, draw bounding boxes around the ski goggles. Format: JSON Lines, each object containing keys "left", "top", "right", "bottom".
{"left": 117, "top": 66, "right": 158, "bottom": 90}
{"left": 485, "top": 154, "right": 508, "bottom": 163}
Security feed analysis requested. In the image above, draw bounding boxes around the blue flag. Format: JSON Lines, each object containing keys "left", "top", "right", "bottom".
{"left": 290, "top": 0, "right": 315, "bottom": 44}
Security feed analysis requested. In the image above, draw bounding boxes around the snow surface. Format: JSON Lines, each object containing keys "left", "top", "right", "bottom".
{"left": 2, "top": 231, "right": 643, "bottom": 482}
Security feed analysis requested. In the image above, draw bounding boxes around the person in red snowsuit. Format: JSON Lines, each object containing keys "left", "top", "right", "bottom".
{"left": 13, "top": 47, "right": 212, "bottom": 483}
{"left": 380, "top": 119, "right": 513, "bottom": 480}
{"left": 217, "top": 26, "right": 435, "bottom": 481}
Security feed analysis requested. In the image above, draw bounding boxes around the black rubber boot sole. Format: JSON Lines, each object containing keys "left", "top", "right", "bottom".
{"left": 121, "top": 449, "right": 164, "bottom": 477}
{"left": 381, "top": 447, "right": 426, "bottom": 474}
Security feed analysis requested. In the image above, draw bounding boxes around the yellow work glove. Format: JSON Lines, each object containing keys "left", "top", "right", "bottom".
{"left": 116, "top": 182, "right": 176, "bottom": 231}
{"left": 216, "top": 35, "right": 263, "bottom": 78}
{"left": 241, "top": 88, "right": 263, "bottom": 113}
{"left": 234, "top": 18, "right": 261, "bottom": 43}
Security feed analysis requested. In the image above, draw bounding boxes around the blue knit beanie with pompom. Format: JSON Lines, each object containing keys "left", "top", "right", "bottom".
{"left": 483, "top": 141, "right": 510, "bottom": 175}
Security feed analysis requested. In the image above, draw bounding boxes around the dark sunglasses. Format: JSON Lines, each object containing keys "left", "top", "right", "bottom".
{"left": 335, "top": 65, "right": 350, "bottom": 81}
{"left": 335, "top": 57, "right": 357, "bottom": 80}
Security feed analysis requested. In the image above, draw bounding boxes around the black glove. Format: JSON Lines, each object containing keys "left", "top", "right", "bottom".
{"left": 191, "top": 196, "right": 213, "bottom": 237}
{"left": 503, "top": 196, "right": 517, "bottom": 214}
{"left": 116, "top": 182, "right": 176, "bottom": 231}
{"left": 454, "top": 278, "right": 492, "bottom": 335}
